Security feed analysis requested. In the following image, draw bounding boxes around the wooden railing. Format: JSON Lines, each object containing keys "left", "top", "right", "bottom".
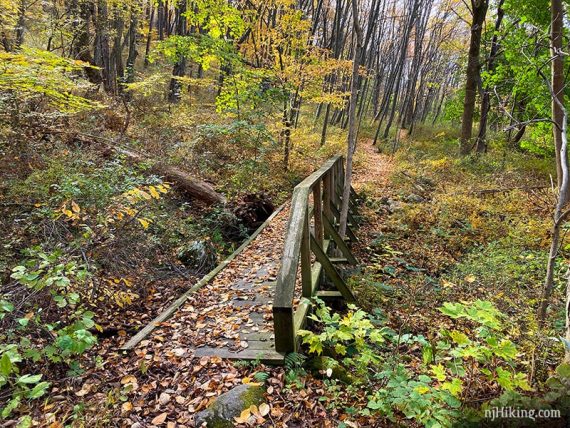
{"left": 273, "top": 155, "right": 359, "bottom": 353}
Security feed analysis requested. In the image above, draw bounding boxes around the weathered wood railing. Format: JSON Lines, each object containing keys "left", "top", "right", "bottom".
{"left": 273, "top": 155, "right": 359, "bottom": 353}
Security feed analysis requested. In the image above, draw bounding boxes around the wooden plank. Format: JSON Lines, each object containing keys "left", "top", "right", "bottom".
{"left": 293, "top": 299, "right": 311, "bottom": 334}
{"left": 121, "top": 204, "right": 287, "bottom": 351}
{"left": 310, "top": 235, "right": 355, "bottom": 303}
{"left": 274, "top": 187, "right": 309, "bottom": 308}
{"left": 313, "top": 183, "right": 324, "bottom": 247}
{"left": 300, "top": 210, "right": 312, "bottom": 298}
{"left": 323, "top": 171, "right": 332, "bottom": 225}
{"left": 294, "top": 156, "right": 341, "bottom": 191}
{"left": 239, "top": 332, "right": 274, "bottom": 341}
{"left": 316, "top": 290, "right": 343, "bottom": 298}
{"left": 193, "top": 347, "right": 285, "bottom": 364}
{"left": 330, "top": 204, "right": 358, "bottom": 243}
{"left": 323, "top": 214, "right": 358, "bottom": 264}
{"left": 330, "top": 257, "right": 349, "bottom": 264}
{"left": 336, "top": 184, "right": 359, "bottom": 221}
{"left": 273, "top": 306, "right": 296, "bottom": 353}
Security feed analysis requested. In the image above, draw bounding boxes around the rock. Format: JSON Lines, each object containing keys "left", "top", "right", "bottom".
{"left": 177, "top": 240, "right": 217, "bottom": 273}
{"left": 404, "top": 193, "right": 425, "bottom": 203}
{"left": 194, "top": 384, "right": 265, "bottom": 428}
{"left": 386, "top": 198, "right": 402, "bottom": 213}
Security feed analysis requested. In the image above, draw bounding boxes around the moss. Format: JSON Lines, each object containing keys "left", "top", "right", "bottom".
{"left": 196, "top": 385, "right": 265, "bottom": 427}
{"left": 239, "top": 385, "right": 265, "bottom": 406}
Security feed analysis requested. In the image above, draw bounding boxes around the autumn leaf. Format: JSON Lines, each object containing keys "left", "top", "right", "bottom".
{"left": 138, "top": 218, "right": 150, "bottom": 229}
{"left": 234, "top": 408, "right": 251, "bottom": 424}
{"left": 151, "top": 412, "right": 168, "bottom": 425}
{"left": 149, "top": 186, "right": 160, "bottom": 199}
{"left": 258, "top": 403, "right": 270, "bottom": 417}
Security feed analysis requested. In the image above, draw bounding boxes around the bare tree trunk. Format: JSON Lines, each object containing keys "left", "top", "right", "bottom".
{"left": 125, "top": 5, "right": 138, "bottom": 84}
{"left": 168, "top": 0, "right": 187, "bottom": 103}
{"left": 459, "top": 0, "right": 488, "bottom": 155}
{"left": 15, "top": 0, "right": 25, "bottom": 48}
{"left": 144, "top": 3, "right": 154, "bottom": 67}
{"left": 96, "top": 0, "right": 117, "bottom": 94}
{"left": 552, "top": 0, "right": 565, "bottom": 186}
{"left": 339, "top": 0, "right": 363, "bottom": 238}
{"left": 538, "top": 0, "right": 569, "bottom": 325}
{"left": 475, "top": 0, "right": 504, "bottom": 153}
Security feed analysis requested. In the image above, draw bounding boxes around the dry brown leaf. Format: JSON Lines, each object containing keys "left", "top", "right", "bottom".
{"left": 151, "top": 412, "right": 168, "bottom": 425}
{"left": 259, "top": 403, "right": 270, "bottom": 417}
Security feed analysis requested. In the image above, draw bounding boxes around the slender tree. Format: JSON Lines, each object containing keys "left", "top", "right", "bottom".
{"left": 538, "top": 0, "right": 568, "bottom": 326}
{"left": 459, "top": 0, "right": 489, "bottom": 155}
{"left": 339, "top": 0, "right": 363, "bottom": 238}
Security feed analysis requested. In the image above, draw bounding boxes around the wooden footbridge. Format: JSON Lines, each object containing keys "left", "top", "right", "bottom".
{"left": 122, "top": 156, "right": 360, "bottom": 364}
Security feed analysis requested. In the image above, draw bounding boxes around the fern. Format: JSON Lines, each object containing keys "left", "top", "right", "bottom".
{"left": 285, "top": 352, "right": 307, "bottom": 370}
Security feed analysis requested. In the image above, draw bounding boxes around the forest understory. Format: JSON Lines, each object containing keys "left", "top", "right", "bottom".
{"left": 3, "top": 0, "right": 570, "bottom": 426}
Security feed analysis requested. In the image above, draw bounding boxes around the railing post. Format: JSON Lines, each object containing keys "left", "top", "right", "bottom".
{"left": 313, "top": 182, "right": 324, "bottom": 247}
{"left": 300, "top": 210, "right": 312, "bottom": 298}
{"left": 323, "top": 172, "right": 332, "bottom": 231}
{"left": 273, "top": 307, "right": 296, "bottom": 353}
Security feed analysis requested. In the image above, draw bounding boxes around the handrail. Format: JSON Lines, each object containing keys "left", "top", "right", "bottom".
{"left": 273, "top": 155, "right": 358, "bottom": 353}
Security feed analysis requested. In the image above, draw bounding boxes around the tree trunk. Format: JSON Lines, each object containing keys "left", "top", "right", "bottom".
{"left": 125, "top": 6, "right": 138, "bottom": 84}
{"left": 144, "top": 3, "right": 154, "bottom": 67}
{"left": 552, "top": 0, "right": 565, "bottom": 187}
{"left": 459, "top": 0, "right": 488, "bottom": 155}
{"left": 96, "top": 0, "right": 117, "bottom": 94}
{"left": 106, "top": 144, "right": 226, "bottom": 205}
{"left": 538, "top": 0, "right": 569, "bottom": 325}
{"left": 475, "top": 0, "right": 504, "bottom": 153}
{"left": 168, "top": 0, "right": 187, "bottom": 103}
{"left": 339, "top": 0, "right": 363, "bottom": 238}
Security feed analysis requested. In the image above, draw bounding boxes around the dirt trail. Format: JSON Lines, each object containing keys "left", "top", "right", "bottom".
{"left": 352, "top": 138, "right": 393, "bottom": 194}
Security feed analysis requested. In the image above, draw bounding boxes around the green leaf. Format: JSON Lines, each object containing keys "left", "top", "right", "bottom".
{"left": 1, "top": 396, "right": 21, "bottom": 418}
{"left": 555, "top": 363, "right": 570, "bottom": 379}
{"left": 449, "top": 331, "right": 470, "bottom": 346}
{"left": 430, "top": 364, "right": 447, "bottom": 382}
{"left": 17, "top": 373, "right": 42, "bottom": 384}
{"left": 441, "top": 378, "right": 463, "bottom": 397}
{"left": 0, "top": 353, "right": 12, "bottom": 377}
{"left": 16, "top": 415, "right": 32, "bottom": 428}
{"left": 492, "top": 340, "right": 518, "bottom": 360}
{"left": 26, "top": 381, "right": 50, "bottom": 399}
{"left": 438, "top": 302, "right": 463, "bottom": 319}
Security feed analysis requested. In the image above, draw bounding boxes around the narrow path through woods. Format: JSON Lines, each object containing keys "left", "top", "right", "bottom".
{"left": 107, "top": 141, "right": 393, "bottom": 426}
{"left": 352, "top": 139, "right": 393, "bottom": 193}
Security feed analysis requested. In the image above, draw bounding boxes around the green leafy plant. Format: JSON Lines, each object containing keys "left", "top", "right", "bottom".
{"left": 0, "top": 249, "right": 98, "bottom": 418}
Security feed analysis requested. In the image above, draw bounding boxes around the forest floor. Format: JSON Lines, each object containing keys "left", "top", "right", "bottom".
{"left": 17, "top": 128, "right": 568, "bottom": 427}
{"left": 27, "top": 139, "right": 393, "bottom": 427}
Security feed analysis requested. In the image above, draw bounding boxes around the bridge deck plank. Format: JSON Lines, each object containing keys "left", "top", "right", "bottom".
{"left": 133, "top": 206, "right": 291, "bottom": 364}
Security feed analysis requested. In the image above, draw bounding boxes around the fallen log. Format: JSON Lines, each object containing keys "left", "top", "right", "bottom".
{"left": 66, "top": 131, "right": 226, "bottom": 205}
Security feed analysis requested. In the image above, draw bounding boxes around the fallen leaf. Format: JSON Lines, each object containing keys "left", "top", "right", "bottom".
{"left": 234, "top": 408, "right": 251, "bottom": 424}
{"left": 151, "top": 412, "right": 168, "bottom": 425}
{"left": 259, "top": 403, "right": 270, "bottom": 417}
{"left": 159, "top": 392, "right": 171, "bottom": 405}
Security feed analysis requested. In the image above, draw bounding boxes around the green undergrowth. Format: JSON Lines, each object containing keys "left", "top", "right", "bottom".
{"left": 333, "top": 129, "right": 570, "bottom": 424}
